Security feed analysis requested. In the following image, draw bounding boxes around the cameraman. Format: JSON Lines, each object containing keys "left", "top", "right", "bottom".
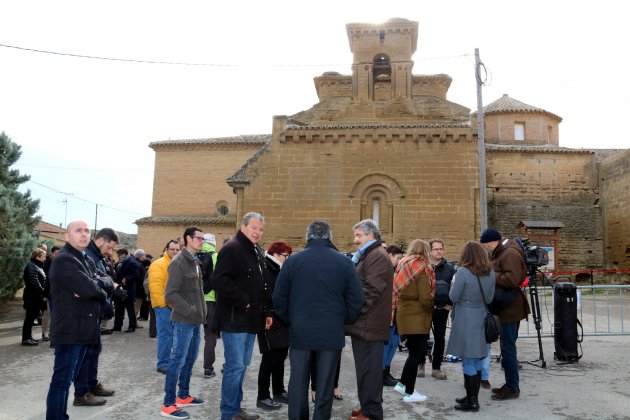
{"left": 479, "top": 228, "right": 530, "bottom": 401}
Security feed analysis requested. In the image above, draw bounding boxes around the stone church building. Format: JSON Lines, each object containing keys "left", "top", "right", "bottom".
{"left": 136, "top": 18, "right": 629, "bottom": 277}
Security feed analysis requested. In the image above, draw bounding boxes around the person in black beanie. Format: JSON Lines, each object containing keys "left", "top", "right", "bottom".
{"left": 480, "top": 228, "right": 530, "bottom": 401}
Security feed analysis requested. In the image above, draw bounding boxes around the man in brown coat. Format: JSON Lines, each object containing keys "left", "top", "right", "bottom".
{"left": 480, "top": 228, "right": 530, "bottom": 401}
{"left": 346, "top": 219, "right": 393, "bottom": 420}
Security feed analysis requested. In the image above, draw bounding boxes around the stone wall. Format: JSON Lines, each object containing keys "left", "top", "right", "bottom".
{"left": 484, "top": 112, "right": 560, "bottom": 146}
{"left": 136, "top": 223, "right": 236, "bottom": 258}
{"left": 150, "top": 142, "right": 265, "bottom": 217}
{"left": 486, "top": 147, "right": 601, "bottom": 272}
{"left": 599, "top": 149, "right": 630, "bottom": 270}
{"left": 236, "top": 131, "right": 480, "bottom": 256}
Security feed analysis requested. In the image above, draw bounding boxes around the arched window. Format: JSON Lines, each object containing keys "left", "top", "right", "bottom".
{"left": 373, "top": 53, "right": 391, "bottom": 79}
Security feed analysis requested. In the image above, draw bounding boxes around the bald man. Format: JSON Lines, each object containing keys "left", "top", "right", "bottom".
{"left": 46, "top": 221, "right": 108, "bottom": 420}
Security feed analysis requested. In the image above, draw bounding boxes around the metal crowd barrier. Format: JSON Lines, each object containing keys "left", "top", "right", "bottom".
{"left": 521, "top": 284, "right": 629, "bottom": 337}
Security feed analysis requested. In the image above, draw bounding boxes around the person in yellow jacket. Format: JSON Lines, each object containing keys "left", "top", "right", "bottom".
{"left": 149, "top": 239, "right": 180, "bottom": 374}
{"left": 198, "top": 233, "right": 219, "bottom": 378}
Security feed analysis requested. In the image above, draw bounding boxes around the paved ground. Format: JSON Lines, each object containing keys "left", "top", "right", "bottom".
{"left": 1, "top": 298, "right": 629, "bottom": 420}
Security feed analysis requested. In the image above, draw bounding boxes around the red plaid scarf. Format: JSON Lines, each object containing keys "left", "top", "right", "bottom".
{"left": 391, "top": 255, "right": 435, "bottom": 323}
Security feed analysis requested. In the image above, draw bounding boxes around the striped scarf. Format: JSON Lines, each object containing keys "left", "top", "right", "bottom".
{"left": 391, "top": 254, "right": 435, "bottom": 323}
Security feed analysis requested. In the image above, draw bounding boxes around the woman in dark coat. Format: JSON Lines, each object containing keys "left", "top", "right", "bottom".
{"left": 447, "top": 241, "right": 496, "bottom": 412}
{"left": 22, "top": 248, "right": 47, "bottom": 345}
{"left": 256, "top": 240, "right": 292, "bottom": 410}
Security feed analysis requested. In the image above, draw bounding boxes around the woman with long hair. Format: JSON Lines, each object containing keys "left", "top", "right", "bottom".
{"left": 446, "top": 241, "right": 496, "bottom": 412}
{"left": 392, "top": 239, "right": 434, "bottom": 403}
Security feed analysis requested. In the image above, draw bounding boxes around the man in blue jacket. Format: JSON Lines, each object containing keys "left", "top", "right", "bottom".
{"left": 46, "top": 221, "right": 108, "bottom": 420}
{"left": 274, "top": 220, "right": 365, "bottom": 420}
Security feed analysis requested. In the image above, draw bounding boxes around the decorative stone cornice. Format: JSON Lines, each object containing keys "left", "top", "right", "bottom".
{"left": 149, "top": 135, "right": 270, "bottom": 151}
{"left": 135, "top": 215, "right": 236, "bottom": 226}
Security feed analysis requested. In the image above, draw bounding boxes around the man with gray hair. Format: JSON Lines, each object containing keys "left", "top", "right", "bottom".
{"left": 212, "top": 212, "right": 267, "bottom": 420}
{"left": 346, "top": 219, "right": 393, "bottom": 420}
{"left": 274, "top": 220, "right": 364, "bottom": 420}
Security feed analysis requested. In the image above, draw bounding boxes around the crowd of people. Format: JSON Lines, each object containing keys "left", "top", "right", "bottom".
{"left": 27, "top": 214, "right": 530, "bottom": 420}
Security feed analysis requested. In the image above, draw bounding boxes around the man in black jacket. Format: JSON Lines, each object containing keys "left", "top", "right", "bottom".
{"left": 426, "top": 239, "right": 456, "bottom": 380}
{"left": 274, "top": 220, "right": 364, "bottom": 420}
{"left": 46, "top": 221, "right": 108, "bottom": 420}
{"left": 212, "top": 212, "right": 266, "bottom": 420}
{"left": 73, "top": 228, "right": 120, "bottom": 407}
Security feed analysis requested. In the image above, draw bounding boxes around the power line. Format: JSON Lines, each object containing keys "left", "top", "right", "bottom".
{"left": 0, "top": 42, "right": 469, "bottom": 67}
{"left": 26, "top": 179, "right": 146, "bottom": 216}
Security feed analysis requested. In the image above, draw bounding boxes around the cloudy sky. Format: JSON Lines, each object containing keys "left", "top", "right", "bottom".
{"left": 1, "top": 0, "right": 628, "bottom": 234}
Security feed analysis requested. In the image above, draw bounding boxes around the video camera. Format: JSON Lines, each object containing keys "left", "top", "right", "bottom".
{"left": 514, "top": 237, "right": 549, "bottom": 269}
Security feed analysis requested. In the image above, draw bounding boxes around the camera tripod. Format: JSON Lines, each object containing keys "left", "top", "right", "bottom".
{"left": 526, "top": 265, "right": 547, "bottom": 368}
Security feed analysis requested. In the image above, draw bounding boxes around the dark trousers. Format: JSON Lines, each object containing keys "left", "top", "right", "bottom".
{"left": 113, "top": 296, "right": 136, "bottom": 330}
{"left": 257, "top": 347, "right": 289, "bottom": 400}
{"left": 22, "top": 305, "right": 40, "bottom": 341}
{"left": 400, "top": 333, "right": 428, "bottom": 395}
{"left": 203, "top": 301, "right": 217, "bottom": 369}
{"left": 288, "top": 349, "right": 340, "bottom": 420}
{"left": 310, "top": 356, "right": 341, "bottom": 390}
{"left": 46, "top": 344, "right": 88, "bottom": 420}
{"left": 351, "top": 338, "right": 384, "bottom": 420}
{"left": 431, "top": 308, "right": 449, "bottom": 370}
{"left": 139, "top": 297, "right": 150, "bottom": 320}
{"left": 149, "top": 304, "right": 157, "bottom": 337}
{"left": 74, "top": 333, "right": 102, "bottom": 396}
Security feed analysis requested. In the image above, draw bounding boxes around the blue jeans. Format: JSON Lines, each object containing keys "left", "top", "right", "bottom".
{"left": 46, "top": 344, "right": 88, "bottom": 420}
{"left": 382, "top": 325, "right": 399, "bottom": 370}
{"left": 481, "top": 344, "right": 491, "bottom": 380}
{"left": 461, "top": 357, "right": 485, "bottom": 376}
{"left": 220, "top": 332, "right": 255, "bottom": 420}
{"left": 74, "top": 333, "right": 101, "bottom": 396}
{"left": 500, "top": 322, "right": 520, "bottom": 391}
{"left": 163, "top": 322, "right": 201, "bottom": 406}
{"left": 155, "top": 306, "right": 174, "bottom": 369}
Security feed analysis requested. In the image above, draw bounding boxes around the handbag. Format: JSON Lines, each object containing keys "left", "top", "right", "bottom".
{"left": 476, "top": 275, "right": 501, "bottom": 343}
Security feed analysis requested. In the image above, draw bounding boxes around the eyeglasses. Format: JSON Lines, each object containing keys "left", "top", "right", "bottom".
{"left": 431, "top": 248, "right": 444, "bottom": 251}
{"left": 168, "top": 248, "right": 180, "bottom": 252}
{"left": 279, "top": 253, "right": 290, "bottom": 258}
{"left": 192, "top": 236, "right": 204, "bottom": 241}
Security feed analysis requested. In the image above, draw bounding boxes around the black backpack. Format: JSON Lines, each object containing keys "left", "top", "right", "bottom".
{"left": 198, "top": 252, "right": 215, "bottom": 294}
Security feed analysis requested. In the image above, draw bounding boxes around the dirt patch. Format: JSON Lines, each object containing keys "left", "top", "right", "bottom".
{"left": 0, "top": 299, "right": 22, "bottom": 321}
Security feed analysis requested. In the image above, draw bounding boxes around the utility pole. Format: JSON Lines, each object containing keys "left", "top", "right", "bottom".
{"left": 475, "top": 48, "right": 488, "bottom": 231}
{"left": 94, "top": 203, "right": 99, "bottom": 237}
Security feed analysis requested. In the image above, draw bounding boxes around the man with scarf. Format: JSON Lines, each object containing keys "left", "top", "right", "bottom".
{"left": 346, "top": 219, "right": 393, "bottom": 420}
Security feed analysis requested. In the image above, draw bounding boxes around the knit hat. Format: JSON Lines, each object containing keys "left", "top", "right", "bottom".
{"left": 480, "top": 228, "right": 502, "bottom": 244}
{"left": 203, "top": 233, "right": 216, "bottom": 246}
{"left": 134, "top": 248, "right": 146, "bottom": 258}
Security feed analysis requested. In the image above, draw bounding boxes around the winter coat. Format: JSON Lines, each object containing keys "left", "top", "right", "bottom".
{"left": 492, "top": 239, "right": 531, "bottom": 323}
{"left": 446, "top": 267, "right": 495, "bottom": 358}
{"left": 345, "top": 242, "right": 393, "bottom": 342}
{"left": 274, "top": 238, "right": 364, "bottom": 351}
{"left": 148, "top": 251, "right": 173, "bottom": 308}
{"left": 85, "top": 240, "right": 116, "bottom": 320}
{"left": 116, "top": 255, "right": 142, "bottom": 301}
{"left": 22, "top": 258, "right": 46, "bottom": 311}
{"left": 212, "top": 230, "right": 265, "bottom": 334}
{"left": 395, "top": 264, "right": 434, "bottom": 335}
{"left": 257, "top": 255, "right": 289, "bottom": 352}
{"left": 433, "top": 258, "right": 456, "bottom": 308}
{"left": 165, "top": 247, "right": 207, "bottom": 325}
{"left": 49, "top": 243, "right": 107, "bottom": 345}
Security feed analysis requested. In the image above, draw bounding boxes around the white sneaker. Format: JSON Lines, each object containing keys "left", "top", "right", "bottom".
{"left": 403, "top": 391, "right": 427, "bottom": 403}
{"left": 394, "top": 382, "right": 406, "bottom": 395}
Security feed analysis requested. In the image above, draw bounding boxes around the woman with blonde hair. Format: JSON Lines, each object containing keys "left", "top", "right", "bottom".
{"left": 392, "top": 239, "right": 434, "bottom": 403}
{"left": 447, "top": 241, "right": 496, "bottom": 412}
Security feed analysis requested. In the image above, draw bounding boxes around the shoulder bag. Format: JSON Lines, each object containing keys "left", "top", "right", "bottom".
{"left": 476, "top": 275, "right": 501, "bottom": 343}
